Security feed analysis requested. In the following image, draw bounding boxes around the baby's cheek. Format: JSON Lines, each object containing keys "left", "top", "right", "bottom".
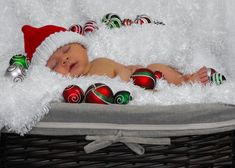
{"left": 53, "top": 67, "right": 69, "bottom": 76}
{"left": 70, "top": 67, "right": 83, "bottom": 77}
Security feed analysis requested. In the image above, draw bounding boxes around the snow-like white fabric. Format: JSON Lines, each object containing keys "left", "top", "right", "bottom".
{"left": 0, "top": 0, "right": 235, "bottom": 134}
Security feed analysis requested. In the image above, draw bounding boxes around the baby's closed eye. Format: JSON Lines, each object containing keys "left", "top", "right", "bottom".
{"left": 47, "top": 59, "right": 57, "bottom": 70}
{"left": 63, "top": 46, "right": 71, "bottom": 54}
{"left": 51, "top": 61, "right": 58, "bottom": 70}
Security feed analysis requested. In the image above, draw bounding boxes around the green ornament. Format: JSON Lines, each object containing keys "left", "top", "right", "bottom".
{"left": 9, "top": 54, "right": 30, "bottom": 69}
{"left": 210, "top": 72, "right": 226, "bottom": 85}
{"left": 114, "top": 90, "right": 133, "bottom": 105}
{"left": 102, "top": 13, "right": 122, "bottom": 29}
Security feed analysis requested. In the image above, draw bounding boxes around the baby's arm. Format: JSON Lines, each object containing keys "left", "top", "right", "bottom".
{"left": 126, "top": 65, "right": 144, "bottom": 73}
{"left": 115, "top": 64, "right": 145, "bottom": 82}
{"left": 114, "top": 64, "right": 133, "bottom": 82}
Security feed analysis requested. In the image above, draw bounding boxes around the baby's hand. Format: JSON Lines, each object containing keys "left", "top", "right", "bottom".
{"left": 190, "top": 66, "right": 209, "bottom": 85}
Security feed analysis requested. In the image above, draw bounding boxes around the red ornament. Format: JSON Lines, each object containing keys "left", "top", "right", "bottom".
{"left": 122, "top": 19, "right": 133, "bottom": 26}
{"left": 134, "top": 14, "right": 153, "bottom": 25}
{"left": 130, "top": 68, "right": 156, "bottom": 89}
{"left": 207, "top": 68, "right": 216, "bottom": 78}
{"left": 154, "top": 70, "right": 164, "bottom": 79}
{"left": 84, "top": 20, "right": 98, "bottom": 34}
{"left": 85, "top": 83, "right": 114, "bottom": 104}
{"left": 63, "top": 85, "right": 84, "bottom": 103}
{"left": 69, "top": 24, "right": 84, "bottom": 35}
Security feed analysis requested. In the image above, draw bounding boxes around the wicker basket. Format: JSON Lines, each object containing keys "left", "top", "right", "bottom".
{"left": 1, "top": 131, "right": 235, "bottom": 168}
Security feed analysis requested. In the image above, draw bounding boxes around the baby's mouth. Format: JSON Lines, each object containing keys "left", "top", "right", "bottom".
{"left": 69, "top": 62, "right": 78, "bottom": 72}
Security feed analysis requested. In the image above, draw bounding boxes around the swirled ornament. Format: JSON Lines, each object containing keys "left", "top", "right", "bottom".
{"left": 102, "top": 13, "right": 122, "bottom": 29}
{"left": 5, "top": 64, "right": 26, "bottom": 82}
{"left": 9, "top": 54, "right": 30, "bottom": 69}
{"left": 114, "top": 91, "right": 132, "bottom": 105}
{"left": 63, "top": 85, "right": 84, "bottom": 103}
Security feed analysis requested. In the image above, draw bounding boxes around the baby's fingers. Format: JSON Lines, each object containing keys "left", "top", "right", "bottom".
{"left": 199, "top": 73, "right": 208, "bottom": 79}
{"left": 201, "top": 76, "right": 209, "bottom": 84}
{"left": 198, "top": 67, "right": 208, "bottom": 75}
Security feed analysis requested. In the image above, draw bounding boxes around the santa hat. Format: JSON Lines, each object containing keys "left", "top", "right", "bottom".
{"left": 22, "top": 25, "right": 88, "bottom": 66}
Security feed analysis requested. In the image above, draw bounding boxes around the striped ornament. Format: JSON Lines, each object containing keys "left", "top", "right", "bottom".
{"left": 130, "top": 68, "right": 156, "bottom": 89}
{"left": 69, "top": 24, "right": 84, "bottom": 35}
{"left": 210, "top": 72, "right": 226, "bottom": 85}
{"left": 84, "top": 20, "right": 98, "bottom": 33}
{"left": 122, "top": 19, "right": 133, "bottom": 26}
{"left": 134, "top": 14, "right": 153, "bottom": 25}
{"left": 85, "top": 83, "right": 114, "bottom": 104}
{"left": 102, "top": 13, "right": 122, "bottom": 29}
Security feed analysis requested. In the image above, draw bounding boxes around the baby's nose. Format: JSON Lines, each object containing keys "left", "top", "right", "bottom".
{"left": 61, "top": 55, "right": 69, "bottom": 65}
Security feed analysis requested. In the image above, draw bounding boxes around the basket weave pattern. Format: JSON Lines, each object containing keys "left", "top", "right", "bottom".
{"left": 1, "top": 131, "right": 234, "bottom": 168}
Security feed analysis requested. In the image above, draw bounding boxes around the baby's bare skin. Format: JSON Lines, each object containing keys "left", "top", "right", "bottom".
{"left": 87, "top": 58, "right": 147, "bottom": 82}
{"left": 46, "top": 43, "right": 209, "bottom": 85}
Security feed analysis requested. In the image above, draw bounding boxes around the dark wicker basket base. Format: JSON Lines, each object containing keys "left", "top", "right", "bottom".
{"left": 1, "top": 131, "right": 235, "bottom": 168}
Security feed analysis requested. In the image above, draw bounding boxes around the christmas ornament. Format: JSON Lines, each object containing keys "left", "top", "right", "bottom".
{"left": 134, "top": 14, "right": 153, "bottom": 25}
{"left": 154, "top": 20, "right": 165, "bottom": 26}
{"left": 102, "top": 13, "right": 122, "bottom": 29}
{"left": 9, "top": 54, "right": 30, "bottom": 69}
{"left": 5, "top": 64, "right": 26, "bottom": 82}
{"left": 85, "top": 83, "right": 114, "bottom": 104}
{"left": 114, "top": 90, "right": 132, "bottom": 105}
{"left": 130, "top": 68, "right": 156, "bottom": 89}
{"left": 84, "top": 20, "right": 98, "bottom": 33}
{"left": 122, "top": 19, "right": 133, "bottom": 26}
{"left": 63, "top": 85, "right": 84, "bottom": 103}
{"left": 154, "top": 70, "right": 164, "bottom": 80}
{"left": 207, "top": 68, "right": 216, "bottom": 78}
{"left": 69, "top": 24, "right": 84, "bottom": 35}
{"left": 210, "top": 72, "right": 226, "bottom": 85}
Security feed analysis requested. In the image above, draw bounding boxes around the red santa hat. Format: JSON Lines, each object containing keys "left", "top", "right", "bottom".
{"left": 22, "top": 25, "right": 88, "bottom": 66}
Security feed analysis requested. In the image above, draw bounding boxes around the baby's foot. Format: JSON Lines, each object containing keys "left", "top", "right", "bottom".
{"left": 189, "top": 66, "right": 209, "bottom": 85}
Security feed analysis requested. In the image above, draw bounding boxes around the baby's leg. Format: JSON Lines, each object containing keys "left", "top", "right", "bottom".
{"left": 147, "top": 64, "right": 208, "bottom": 85}
{"left": 147, "top": 63, "right": 187, "bottom": 85}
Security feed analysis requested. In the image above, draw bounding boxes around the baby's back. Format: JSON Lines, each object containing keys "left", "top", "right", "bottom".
{"left": 87, "top": 57, "right": 118, "bottom": 78}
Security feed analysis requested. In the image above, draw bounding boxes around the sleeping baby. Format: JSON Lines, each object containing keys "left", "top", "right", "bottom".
{"left": 22, "top": 25, "right": 209, "bottom": 86}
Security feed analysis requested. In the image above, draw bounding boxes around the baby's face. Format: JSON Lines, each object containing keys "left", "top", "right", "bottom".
{"left": 46, "top": 43, "right": 89, "bottom": 77}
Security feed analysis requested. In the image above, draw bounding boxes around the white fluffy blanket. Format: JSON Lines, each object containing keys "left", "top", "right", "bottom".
{"left": 1, "top": 0, "right": 235, "bottom": 134}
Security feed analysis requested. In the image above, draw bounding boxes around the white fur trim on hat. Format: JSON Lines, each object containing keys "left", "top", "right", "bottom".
{"left": 32, "top": 31, "right": 88, "bottom": 66}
